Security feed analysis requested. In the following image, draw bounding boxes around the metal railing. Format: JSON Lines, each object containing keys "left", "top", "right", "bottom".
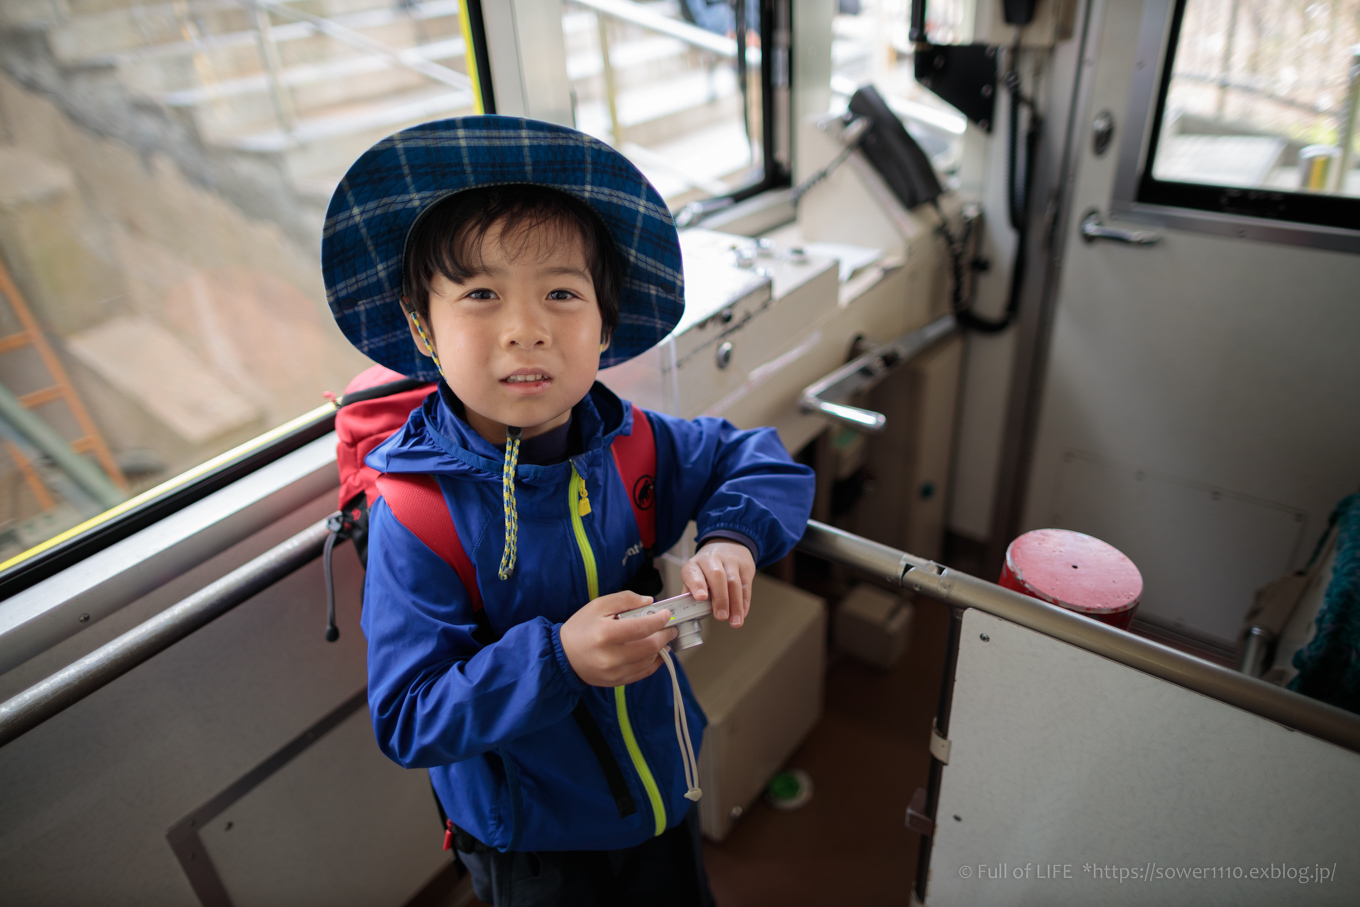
{"left": 0, "top": 520, "right": 332, "bottom": 748}
{"left": 571, "top": 0, "right": 762, "bottom": 190}
{"left": 242, "top": 0, "right": 472, "bottom": 138}
{"left": 799, "top": 521, "right": 1360, "bottom": 755}
{"left": 572, "top": 0, "right": 760, "bottom": 62}
{"left": 4, "top": 517, "right": 1359, "bottom": 755}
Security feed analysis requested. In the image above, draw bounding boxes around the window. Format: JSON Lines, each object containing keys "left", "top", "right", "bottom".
{"left": 0, "top": 0, "right": 483, "bottom": 589}
{"left": 1139, "top": 0, "right": 1360, "bottom": 230}
{"left": 828, "top": 0, "right": 968, "bottom": 177}
{"left": 562, "top": 0, "right": 788, "bottom": 209}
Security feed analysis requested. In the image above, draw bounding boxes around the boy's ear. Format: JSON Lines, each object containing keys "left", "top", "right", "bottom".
{"left": 402, "top": 298, "right": 435, "bottom": 359}
{"left": 599, "top": 334, "right": 611, "bottom": 353}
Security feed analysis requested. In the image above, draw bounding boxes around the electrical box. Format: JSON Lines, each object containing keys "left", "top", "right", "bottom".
{"left": 972, "top": 0, "right": 1078, "bottom": 49}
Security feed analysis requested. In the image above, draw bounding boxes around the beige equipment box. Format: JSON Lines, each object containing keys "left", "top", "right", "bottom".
{"left": 677, "top": 573, "right": 827, "bottom": 842}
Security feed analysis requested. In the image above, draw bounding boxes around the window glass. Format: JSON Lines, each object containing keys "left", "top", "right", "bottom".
{"left": 0, "top": 0, "right": 480, "bottom": 567}
{"left": 1152, "top": 0, "right": 1360, "bottom": 196}
{"left": 829, "top": 0, "right": 968, "bottom": 176}
{"left": 563, "top": 0, "right": 766, "bottom": 206}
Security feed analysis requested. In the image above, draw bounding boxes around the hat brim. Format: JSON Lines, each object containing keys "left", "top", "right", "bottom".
{"left": 322, "top": 116, "right": 685, "bottom": 381}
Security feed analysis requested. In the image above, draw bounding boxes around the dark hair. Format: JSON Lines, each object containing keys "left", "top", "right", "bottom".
{"left": 401, "top": 184, "right": 623, "bottom": 341}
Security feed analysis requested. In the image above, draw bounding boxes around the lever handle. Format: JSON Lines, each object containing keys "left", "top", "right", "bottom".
{"left": 1080, "top": 210, "right": 1161, "bottom": 245}
{"left": 805, "top": 398, "right": 888, "bottom": 433}
{"left": 799, "top": 314, "right": 957, "bottom": 435}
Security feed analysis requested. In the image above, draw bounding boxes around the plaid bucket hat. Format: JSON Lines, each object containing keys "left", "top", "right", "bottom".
{"left": 321, "top": 116, "right": 685, "bottom": 383}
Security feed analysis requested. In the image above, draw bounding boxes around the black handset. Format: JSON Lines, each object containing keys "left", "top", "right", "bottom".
{"left": 847, "top": 85, "right": 944, "bottom": 211}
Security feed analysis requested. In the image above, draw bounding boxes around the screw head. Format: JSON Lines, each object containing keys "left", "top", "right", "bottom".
{"left": 980, "top": 633, "right": 990, "bottom": 642}
{"left": 715, "top": 341, "right": 734, "bottom": 370}
{"left": 78, "top": 613, "right": 90, "bottom": 623}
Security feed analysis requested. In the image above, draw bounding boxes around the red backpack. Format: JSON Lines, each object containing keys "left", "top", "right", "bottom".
{"left": 323, "top": 365, "right": 658, "bottom": 638}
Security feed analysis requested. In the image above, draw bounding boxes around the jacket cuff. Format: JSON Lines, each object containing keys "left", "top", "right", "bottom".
{"left": 697, "top": 530, "right": 759, "bottom": 563}
{"left": 550, "top": 622, "right": 586, "bottom": 692}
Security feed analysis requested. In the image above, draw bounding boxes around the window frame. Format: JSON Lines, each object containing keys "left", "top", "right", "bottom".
{"left": 1110, "top": 0, "right": 1360, "bottom": 255}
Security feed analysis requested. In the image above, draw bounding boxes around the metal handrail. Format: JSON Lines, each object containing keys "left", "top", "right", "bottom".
{"left": 0, "top": 520, "right": 332, "bottom": 749}
{"left": 572, "top": 0, "right": 760, "bottom": 64}
{"left": 5, "top": 517, "right": 1358, "bottom": 756}
{"left": 798, "top": 521, "right": 1360, "bottom": 755}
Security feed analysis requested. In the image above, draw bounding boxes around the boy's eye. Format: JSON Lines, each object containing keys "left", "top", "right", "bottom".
{"left": 465, "top": 289, "right": 497, "bottom": 300}
{"left": 547, "top": 289, "right": 579, "bottom": 301}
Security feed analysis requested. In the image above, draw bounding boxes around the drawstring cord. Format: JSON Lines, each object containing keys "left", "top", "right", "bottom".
{"left": 498, "top": 426, "right": 522, "bottom": 580}
{"left": 411, "top": 311, "right": 522, "bottom": 581}
{"left": 659, "top": 647, "right": 702, "bottom": 801}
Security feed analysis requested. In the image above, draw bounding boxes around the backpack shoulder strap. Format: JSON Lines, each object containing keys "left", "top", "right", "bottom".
{"left": 375, "top": 473, "right": 484, "bottom": 613}
{"left": 610, "top": 403, "right": 657, "bottom": 551}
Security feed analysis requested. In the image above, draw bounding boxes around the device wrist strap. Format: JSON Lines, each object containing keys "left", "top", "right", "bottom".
{"left": 660, "top": 647, "right": 701, "bottom": 801}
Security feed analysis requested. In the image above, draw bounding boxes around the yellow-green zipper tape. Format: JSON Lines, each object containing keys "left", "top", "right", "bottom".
{"left": 569, "top": 464, "right": 666, "bottom": 835}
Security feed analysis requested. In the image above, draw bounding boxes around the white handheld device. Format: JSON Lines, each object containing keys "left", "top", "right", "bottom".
{"left": 615, "top": 592, "right": 713, "bottom": 650}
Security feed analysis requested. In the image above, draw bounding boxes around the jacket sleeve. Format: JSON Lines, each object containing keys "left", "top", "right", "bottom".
{"left": 360, "top": 497, "right": 585, "bottom": 768}
{"left": 647, "top": 410, "right": 815, "bottom": 567}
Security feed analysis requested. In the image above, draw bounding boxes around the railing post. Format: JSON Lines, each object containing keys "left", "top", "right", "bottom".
{"left": 248, "top": 0, "right": 298, "bottom": 136}
{"left": 595, "top": 11, "right": 624, "bottom": 146}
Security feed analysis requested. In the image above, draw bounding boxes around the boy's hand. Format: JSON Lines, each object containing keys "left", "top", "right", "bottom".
{"left": 560, "top": 592, "right": 678, "bottom": 687}
{"left": 681, "top": 541, "right": 755, "bottom": 628}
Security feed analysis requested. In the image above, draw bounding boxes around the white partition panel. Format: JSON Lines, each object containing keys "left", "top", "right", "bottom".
{"left": 927, "top": 610, "right": 1360, "bottom": 906}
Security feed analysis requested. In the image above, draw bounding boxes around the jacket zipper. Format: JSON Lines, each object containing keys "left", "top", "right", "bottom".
{"left": 568, "top": 463, "right": 667, "bottom": 836}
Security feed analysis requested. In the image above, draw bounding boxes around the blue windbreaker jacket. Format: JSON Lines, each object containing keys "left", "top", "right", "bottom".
{"left": 361, "top": 382, "right": 815, "bottom": 852}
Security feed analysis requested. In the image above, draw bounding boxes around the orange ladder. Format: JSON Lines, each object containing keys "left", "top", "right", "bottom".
{"left": 0, "top": 258, "right": 127, "bottom": 512}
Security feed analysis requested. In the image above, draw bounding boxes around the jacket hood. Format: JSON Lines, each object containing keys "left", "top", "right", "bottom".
{"left": 366, "top": 381, "right": 631, "bottom": 486}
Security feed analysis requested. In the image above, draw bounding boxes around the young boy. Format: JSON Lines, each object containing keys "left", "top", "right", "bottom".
{"left": 322, "top": 116, "right": 815, "bottom": 904}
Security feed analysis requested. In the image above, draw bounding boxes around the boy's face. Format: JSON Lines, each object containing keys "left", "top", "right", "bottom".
{"left": 412, "top": 220, "right": 604, "bottom": 444}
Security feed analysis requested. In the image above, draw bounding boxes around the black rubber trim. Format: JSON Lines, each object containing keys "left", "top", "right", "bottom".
{"left": 572, "top": 701, "right": 638, "bottom": 819}
{"left": 338, "top": 378, "right": 430, "bottom": 407}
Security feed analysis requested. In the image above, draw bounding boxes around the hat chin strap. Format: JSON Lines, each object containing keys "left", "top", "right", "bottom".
{"left": 498, "top": 426, "right": 522, "bottom": 580}
{"left": 409, "top": 311, "right": 522, "bottom": 579}
{"left": 409, "top": 311, "right": 446, "bottom": 379}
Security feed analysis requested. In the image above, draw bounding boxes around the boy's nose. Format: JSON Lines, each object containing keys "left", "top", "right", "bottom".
{"left": 502, "top": 301, "right": 550, "bottom": 349}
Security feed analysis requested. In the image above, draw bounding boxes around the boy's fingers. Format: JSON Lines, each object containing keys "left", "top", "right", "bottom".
{"left": 702, "top": 561, "right": 730, "bottom": 620}
{"left": 681, "top": 561, "right": 709, "bottom": 602}
{"left": 609, "top": 609, "right": 671, "bottom": 642}
{"left": 613, "top": 627, "right": 677, "bottom": 663}
{"left": 595, "top": 592, "right": 653, "bottom": 617}
{"left": 617, "top": 655, "right": 665, "bottom": 686}
{"left": 726, "top": 570, "right": 745, "bottom": 627}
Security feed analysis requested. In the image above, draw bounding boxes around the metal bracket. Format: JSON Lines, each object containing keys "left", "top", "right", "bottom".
{"left": 929, "top": 719, "right": 951, "bottom": 764}
{"left": 913, "top": 43, "right": 998, "bottom": 132}
{"left": 799, "top": 314, "right": 957, "bottom": 433}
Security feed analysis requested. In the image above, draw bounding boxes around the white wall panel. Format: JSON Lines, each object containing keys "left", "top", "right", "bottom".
{"left": 927, "top": 609, "right": 1360, "bottom": 906}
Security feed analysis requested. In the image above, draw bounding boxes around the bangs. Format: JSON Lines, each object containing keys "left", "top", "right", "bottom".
{"left": 402, "top": 184, "right": 623, "bottom": 340}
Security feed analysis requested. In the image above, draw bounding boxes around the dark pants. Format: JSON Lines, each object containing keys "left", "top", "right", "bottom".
{"left": 457, "top": 807, "right": 716, "bottom": 907}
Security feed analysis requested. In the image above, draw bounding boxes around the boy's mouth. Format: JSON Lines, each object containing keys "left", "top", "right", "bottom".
{"left": 501, "top": 369, "right": 553, "bottom": 394}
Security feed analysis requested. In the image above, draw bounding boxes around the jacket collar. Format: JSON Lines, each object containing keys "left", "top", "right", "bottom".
{"left": 366, "top": 381, "right": 631, "bottom": 486}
